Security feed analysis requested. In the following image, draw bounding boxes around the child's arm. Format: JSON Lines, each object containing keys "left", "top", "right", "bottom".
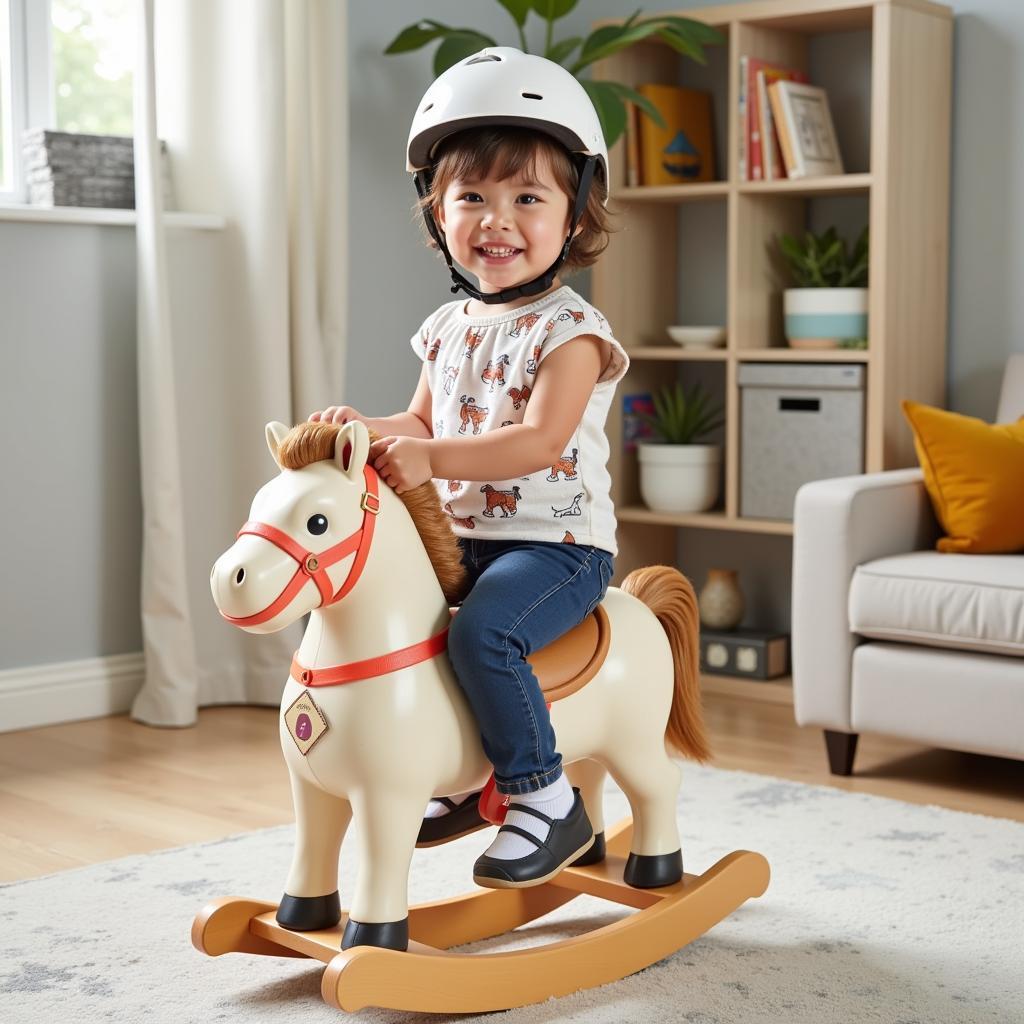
{"left": 370, "top": 338, "right": 605, "bottom": 491}
{"left": 310, "top": 365, "right": 433, "bottom": 440}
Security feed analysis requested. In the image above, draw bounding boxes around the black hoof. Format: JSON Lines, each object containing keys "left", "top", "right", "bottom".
{"left": 571, "top": 830, "right": 606, "bottom": 866}
{"left": 624, "top": 850, "right": 683, "bottom": 888}
{"left": 276, "top": 891, "right": 341, "bottom": 931}
{"left": 342, "top": 917, "right": 409, "bottom": 951}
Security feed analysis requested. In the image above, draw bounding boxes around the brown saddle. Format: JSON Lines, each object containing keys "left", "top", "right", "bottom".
{"left": 531, "top": 604, "right": 611, "bottom": 702}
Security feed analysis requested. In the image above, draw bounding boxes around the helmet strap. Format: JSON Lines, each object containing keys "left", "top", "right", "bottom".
{"left": 413, "top": 155, "right": 599, "bottom": 306}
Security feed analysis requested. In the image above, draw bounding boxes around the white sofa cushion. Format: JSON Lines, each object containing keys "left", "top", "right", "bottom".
{"left": 849, "top": 551, "right": 1024, "bottom": 657}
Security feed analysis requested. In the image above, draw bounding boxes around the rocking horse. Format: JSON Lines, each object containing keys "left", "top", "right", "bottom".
{"left": 193, "top": 419, "right": 769, "bottom": 1014}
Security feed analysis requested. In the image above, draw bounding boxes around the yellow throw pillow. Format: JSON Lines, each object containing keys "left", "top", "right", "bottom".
{"left": 901, "top": 400, "right": 1024, "bottom": 554}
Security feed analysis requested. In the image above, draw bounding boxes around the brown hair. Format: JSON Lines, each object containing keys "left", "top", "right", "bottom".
{"left": 274, "top": 421, "right": 468, "bottom": 605}
{"left": 414, "top": 126, "right": 614, "bottom": 274}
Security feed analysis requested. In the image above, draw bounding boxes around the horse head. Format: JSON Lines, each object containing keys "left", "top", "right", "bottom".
{"left": 209, "top": 419, "right": 381, "bottom": 634}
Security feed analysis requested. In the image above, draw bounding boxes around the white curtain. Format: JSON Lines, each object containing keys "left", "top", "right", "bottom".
{"left": 132, "top": 0, "right": 348, "bottom": 726}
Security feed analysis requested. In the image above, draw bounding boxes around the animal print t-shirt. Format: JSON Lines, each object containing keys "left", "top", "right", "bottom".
{"left": 409, "top": 284, "right": 629, "bottom": 555}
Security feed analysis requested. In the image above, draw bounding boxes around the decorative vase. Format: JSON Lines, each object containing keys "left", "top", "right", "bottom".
{"left": 784, "top": 287, "right": 868, "bottom": 349}
{"left": 637, "top": 442, "right": 721, "bottom": 514}
{"left": 698, "top": 569, "right": 745, "bottom": 630}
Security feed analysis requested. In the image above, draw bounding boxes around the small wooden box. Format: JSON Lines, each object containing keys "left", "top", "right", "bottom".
{"left": 700, "top": 629, "right": 790, "bottom": 680}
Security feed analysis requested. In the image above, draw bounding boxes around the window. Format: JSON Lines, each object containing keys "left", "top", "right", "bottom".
{"left": 0, "top": 0, "right": 134, "bottom": 202}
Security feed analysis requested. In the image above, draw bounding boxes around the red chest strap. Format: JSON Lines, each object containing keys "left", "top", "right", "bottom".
{"left": 290, "top": 626, "right": 450, "bottom": 687}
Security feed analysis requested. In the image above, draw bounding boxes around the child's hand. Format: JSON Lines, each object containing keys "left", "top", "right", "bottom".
{"left": 369, "top": 437, "right": 433, "bottom": 494}
{"left": 309, "top": 405, "right": 364, "bottom": 425}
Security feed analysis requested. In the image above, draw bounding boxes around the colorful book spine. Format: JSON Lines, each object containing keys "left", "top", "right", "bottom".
{"left": 626, "top": 101, "right": 641, "bottom": 187}
{"left": 760, "top": 62, "right": 809, "bottom": 180}
{"left": 738, "top": 55, "right": 748, "bottom": 181}
{"left": 747, "top": 57, "right": 763, "bottom": 180}
{"left": 767, "top": 82, "right": 797, "bottom": 176}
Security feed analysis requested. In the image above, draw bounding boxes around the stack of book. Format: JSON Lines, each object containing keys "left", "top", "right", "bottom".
{"left": 22, "top": 129, "right": 175, "bottom": 209}
{"left": 738, "top": 57, "right": 843, "bottom": 181}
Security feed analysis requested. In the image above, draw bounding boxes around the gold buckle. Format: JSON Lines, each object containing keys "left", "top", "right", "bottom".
{"left": 360, "top": 492, "right": 381, "bottom": 515}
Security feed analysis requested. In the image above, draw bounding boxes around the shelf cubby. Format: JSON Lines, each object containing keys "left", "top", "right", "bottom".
{"left": 591, "top": 0, "right": 952, "bottom": 588}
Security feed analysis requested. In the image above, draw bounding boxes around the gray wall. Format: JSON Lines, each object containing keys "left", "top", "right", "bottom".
{"left": 2, "top": 0, "right": 1022, "bottom": 668}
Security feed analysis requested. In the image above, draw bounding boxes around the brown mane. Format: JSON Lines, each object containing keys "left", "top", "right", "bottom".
{"left": 275, "top": 421, "right": 467, "bottom": 605}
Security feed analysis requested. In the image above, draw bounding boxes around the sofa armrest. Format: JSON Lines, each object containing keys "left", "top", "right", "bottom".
{"left": 791, "top": 469, "right": 939, "bottom": 731}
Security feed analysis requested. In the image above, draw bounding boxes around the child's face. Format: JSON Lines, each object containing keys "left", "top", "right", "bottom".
{"left": 436, "top": 152, "right": 576, "bottom": 298}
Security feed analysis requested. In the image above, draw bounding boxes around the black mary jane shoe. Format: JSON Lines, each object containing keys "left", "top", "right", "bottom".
{"left": 472, "top": 789, "right": 594, "bottom": 889}
{"left": 416, "top": 790, "right": 488, "bottom": 848}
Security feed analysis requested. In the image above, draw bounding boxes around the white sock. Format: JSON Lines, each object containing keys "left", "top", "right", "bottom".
{"left": 424, "top": 788, "right": 479, "bottom": 819}
{"left": 482, "top": 774, "right": 576, "bottom": 860}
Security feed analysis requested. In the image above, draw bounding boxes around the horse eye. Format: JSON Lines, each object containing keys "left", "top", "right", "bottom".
{"left": 306, "top": 514, "right": 328, "bottom": 536}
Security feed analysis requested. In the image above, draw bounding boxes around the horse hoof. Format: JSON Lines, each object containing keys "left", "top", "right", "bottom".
{"left": 276, "top": 891, "right": 341, "bottom": 931}
{"left": 571, "top": 831, "right": 606, "bottom": 866}
{"left": 624, "top": 850, "right": 683, "bottom": 888}
{"left": 342, "top": 917, "right": 409, "bottom": 952}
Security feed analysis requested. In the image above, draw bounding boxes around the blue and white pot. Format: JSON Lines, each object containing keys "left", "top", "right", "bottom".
{"left": 784, "top": 287, "right": 868, "bottom": 349}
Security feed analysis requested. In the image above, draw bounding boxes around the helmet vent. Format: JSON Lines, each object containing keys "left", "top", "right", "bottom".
{"left": 522, "top": 92, "right": 543, "bottom": 101}
{"left": 422, "top": 103, "right": 434, "bottom": 112}
{"left": 466, "top": 54, "right": 501, "bottom": 65}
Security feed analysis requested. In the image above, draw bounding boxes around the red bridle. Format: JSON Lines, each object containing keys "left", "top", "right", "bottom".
{"left": 220, "top": 460, "right": 450, "bottom": 688}
{"left": 219, "top": 464, "right": 382, "bottom": 628}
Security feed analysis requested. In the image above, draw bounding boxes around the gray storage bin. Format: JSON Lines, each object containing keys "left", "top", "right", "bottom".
{"left": 739, "top": 363, "right": 865, "bottom": 520}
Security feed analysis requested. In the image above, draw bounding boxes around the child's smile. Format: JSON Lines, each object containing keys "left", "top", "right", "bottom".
{"left": 437, "top": 152, "right": 575, "bottom": 309}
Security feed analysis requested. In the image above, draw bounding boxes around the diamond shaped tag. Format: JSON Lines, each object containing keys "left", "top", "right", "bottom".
{"left": 284, "top": 689, "right": 329, "bottom": 756}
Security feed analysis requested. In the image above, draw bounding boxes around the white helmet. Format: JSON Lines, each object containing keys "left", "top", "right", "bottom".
{"left": 407, "top": 47, "right": 608, "bottom": 304}
{"left": 407, "top": 46, "right": 608, "bottom": 198}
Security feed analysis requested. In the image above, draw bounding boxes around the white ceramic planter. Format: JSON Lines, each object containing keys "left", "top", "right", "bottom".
{"left": 638, "top": 443, "right": 721, "bottom": 514}
{"left": 784, "top": 287, "right": 868, "bottom": 349}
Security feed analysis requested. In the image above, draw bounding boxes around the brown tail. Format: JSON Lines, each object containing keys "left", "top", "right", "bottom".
{"left": 619, "top": 565, "right": 711, "bottom": 763}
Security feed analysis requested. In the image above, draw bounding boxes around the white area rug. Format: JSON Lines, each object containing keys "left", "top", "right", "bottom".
{"left": 2, "top": 764, "right": 1021, "bottom": 1023}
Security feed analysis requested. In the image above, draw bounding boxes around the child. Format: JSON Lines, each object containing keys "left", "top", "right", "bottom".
{"left": 309, "top": 48, "right": 629, "bottom": 888}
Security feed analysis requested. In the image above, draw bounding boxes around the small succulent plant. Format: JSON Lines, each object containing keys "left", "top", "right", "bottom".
{"left": 778, "top": 225, "right": 869, "bottom": 288}
{"left": 640, "top": 381, "right": 724, "bottom": 445}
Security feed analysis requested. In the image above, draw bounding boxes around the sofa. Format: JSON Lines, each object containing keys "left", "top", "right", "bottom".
{"left": 792, "top": 354, "right": 1024, "bottom": 774}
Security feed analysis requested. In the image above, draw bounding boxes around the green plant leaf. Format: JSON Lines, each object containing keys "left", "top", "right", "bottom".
{"left": 622, "top": 8, "right": 643, "bottom": 31}
{"left": 384, "top": 20, "right": 453, "bottom": 54}
{"left": 602, "top": 81, "right": 665, "bottom": 128}
{"left": 531, "top": 0, "right": 578, "bottom": 20}
{"left": 496, "top": 0, "right": 532, "bottom": 27}
{"left": 580, "top": 79, "right": 627, "bottom": 149}
{"left": 660, "top": 17, "right": 725, "bottom": 46}
{"left": 573, "top": 21, "right": 665, "bottom": 72}
{"left": 433, "top": 32, "right": 497, "bottom": 77}
{"left": 655, "top": 26, "right": 706, "bottom": 64}
{"left": 546, "top": 35, "right": 583, "bottom": 65}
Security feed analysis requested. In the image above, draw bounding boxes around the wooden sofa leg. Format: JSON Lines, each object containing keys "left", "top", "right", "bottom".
{"left": 824, "top": 730, "right": 859, "bottom": 776}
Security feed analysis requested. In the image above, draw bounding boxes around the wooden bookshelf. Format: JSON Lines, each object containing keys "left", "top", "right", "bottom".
{"left": 592, "top": 0, "right": 952, "bottom": 581}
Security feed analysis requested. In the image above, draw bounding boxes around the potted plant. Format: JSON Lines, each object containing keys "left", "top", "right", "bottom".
{"left": 637, "top": 381, "right": 724, "bottom": 514}
{"left": 777, "top": 225, "right": 869, "bottom": 350}
{"left": 384, "top": 2, "right": 724, "bottom": 149}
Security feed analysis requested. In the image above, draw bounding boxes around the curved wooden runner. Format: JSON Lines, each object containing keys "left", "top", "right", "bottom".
{"left": 192, "top": 818, "right": 770, "bottom": 1015}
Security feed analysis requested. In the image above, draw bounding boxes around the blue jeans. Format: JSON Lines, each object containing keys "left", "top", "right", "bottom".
{"left": 447, "top": 538, "right": 615, "bottom": 795}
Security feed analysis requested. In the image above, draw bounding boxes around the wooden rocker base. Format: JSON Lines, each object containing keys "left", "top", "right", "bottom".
{"left": 192, "top": 819, "right": 770, "bottom": 1014}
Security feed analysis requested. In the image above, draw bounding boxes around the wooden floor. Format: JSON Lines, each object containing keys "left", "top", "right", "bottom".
{"left": 1, "top": 693, "right": 1022, "bottom": 883}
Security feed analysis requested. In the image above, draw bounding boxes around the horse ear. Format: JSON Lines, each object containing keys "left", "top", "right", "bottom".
{"left": 334, "top": 419, "right": 370, "bottom": 482}
{"left": 265, "top": 421, "right": 289, "bottom": 466}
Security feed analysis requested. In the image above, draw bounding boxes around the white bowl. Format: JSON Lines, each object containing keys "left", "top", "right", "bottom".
{"left": 666, "top": 325, "right": 727, "bottom": 349}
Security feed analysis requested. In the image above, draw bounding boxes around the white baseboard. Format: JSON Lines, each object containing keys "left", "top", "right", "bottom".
{"left": 0, "top": 652, "right": 145, "bottom": 733}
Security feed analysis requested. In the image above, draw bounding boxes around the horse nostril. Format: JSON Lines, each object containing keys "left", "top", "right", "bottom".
{"left": 235, "top": 567, "right": 245, "bottom": 585}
